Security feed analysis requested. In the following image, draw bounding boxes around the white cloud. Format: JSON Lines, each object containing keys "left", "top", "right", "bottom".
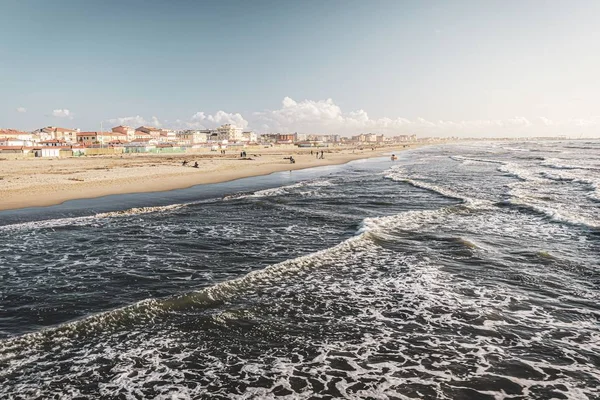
{"left": 102, "top": 98, "right": 600, "bottom": 138}
{"left": 52, "top": 109, "right": 73, "bottom": 119}
{"left": 189, "top": 110, "right": 248, "bottom": 129}
{"left": 107, "top": 115, "right": 147, "bottom": 126}
{"left": 507, "top": 116, "right": 532, "bottom": 127}
{"left": 151, "top": 116, "right": 162, "bottom": 128}
{"left": 249, "top": 97, "right": 593, "bottom": 137}
{"left": 252, "top": 97, "right": 427, "bottom": 134}
{"left": 16, "top": 107, "right": 26, "bottom": 113}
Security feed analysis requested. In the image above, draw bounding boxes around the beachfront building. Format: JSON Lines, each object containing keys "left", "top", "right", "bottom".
{"left": 0, "top": 136, "right": 36, "bottom": 147}
{"left": 99, "top": 131, "right": 128, "bottom": 144}
{"left": 133, "top": 130, "right": 153, "bottom": 141}
{"left": 176, "top": 130, "right": 208, "bottom": 145}
{"left": 259, "top": 133, "right": 278, "bottom": 144}
{"left": 135, "top": 126, "right": 162, "bottom": 139}
{"left": 35, "top": 126, "right": 80, "bottom": 143}
{"left": 76, "top": 131, "right": 127, "bottom": 145}
{"left": 129, "top": 137, "right": 159, "bottom": 146}
{"left": 39, "top": 139, "right": 68, "bottom": 147}
{"left": 158, "top": 130, "right": 178, "bottom": 143}
{"left": 77, "top": 132, "right": 99, "bottom": 145}
{"left": 216, "top": 124, "right": 243, "bottom": 142}
{"left": 391, "top": 134, "right": 417, "bottom": 142}
{"left": 241, "top": 131, "right": 258, "bottom": 143}
{"left": 0, "top": 129, "right": 35, "bottom": 142}
{"left": 111, "top": 125, "right": 136, "bottom": 141}
{"left": 277, "top": 133, "right": 296, "bottom": 144}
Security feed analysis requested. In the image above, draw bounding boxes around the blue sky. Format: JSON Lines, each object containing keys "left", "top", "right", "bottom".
{"left": 1, "top": 0, "right": 599, "bottom": 136}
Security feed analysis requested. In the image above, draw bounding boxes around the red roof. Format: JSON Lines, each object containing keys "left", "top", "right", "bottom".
{"left": 136, "top": 126, "right": 161, "bottom": 132}
{"left": 0, "top": 129, "right": 29, "bottom": 136}
{"left": 42, "top": 126, "right": 77, "bottom": 133}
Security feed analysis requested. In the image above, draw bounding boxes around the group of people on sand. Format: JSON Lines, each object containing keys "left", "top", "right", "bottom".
{"left": 181, "top": 160, "right": 199, "bottom": 168}
{"left": 239, "top": 151, "right": 247, "bottom": 158}
{"left": 310, "top": 150, "right": 325, "bottom": 159}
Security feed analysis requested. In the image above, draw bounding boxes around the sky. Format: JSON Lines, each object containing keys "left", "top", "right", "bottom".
{"left": 1, "top": 0, "right": 599, "bottom": 137}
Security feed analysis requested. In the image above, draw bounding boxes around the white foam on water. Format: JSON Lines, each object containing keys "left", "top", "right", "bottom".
{"left": 384, "top": 165, "right": 492, "bottom": 208}
{"left": 223, "top": 179, "right": 333, "bottom": 201}
{"left": 0, "top": 203, "right": 195, "bottom": 232}
{"left": 451, "top": 155, "right": 506, "bottom": 164}
{"left": 542, "top": 158, "right": 600, "bottom": 171}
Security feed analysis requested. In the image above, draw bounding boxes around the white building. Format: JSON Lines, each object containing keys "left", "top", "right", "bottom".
{"left": 176, "top": 130, "right": 208, "bottom": 145}
{"left": 241, "top": 131, "right": 258, "bottom": 143}
{"left": 216, "top": 124, "right": 243, "bottom": 142}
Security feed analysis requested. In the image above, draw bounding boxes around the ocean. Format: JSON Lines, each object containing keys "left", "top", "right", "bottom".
{"left": 0, "top": 141, "right": 599, "bottom": 399}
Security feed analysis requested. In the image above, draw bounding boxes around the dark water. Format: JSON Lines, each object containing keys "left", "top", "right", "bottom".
{"left": 1, "top": 141, "right": 599, "bottom": 399}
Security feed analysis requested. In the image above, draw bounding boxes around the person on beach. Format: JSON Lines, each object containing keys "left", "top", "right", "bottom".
{"left": 193, "top": 161, "right": 199, "bottom": 168}
{"left": 182, "top": 160, "right": 188, "bottom": 166}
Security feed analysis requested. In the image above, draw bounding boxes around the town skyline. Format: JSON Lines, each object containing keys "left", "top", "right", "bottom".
{"left": 2, "top": 1, "right": 600, "bottom": 137}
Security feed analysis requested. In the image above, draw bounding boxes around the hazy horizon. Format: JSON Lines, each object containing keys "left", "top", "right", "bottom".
{"left": 1, "top": 0, "right": 599, "bottom": 137}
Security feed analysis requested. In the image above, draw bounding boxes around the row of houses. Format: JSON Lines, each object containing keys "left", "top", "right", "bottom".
{"left": 0, "top": 125, "right": 419, "bottom": 157}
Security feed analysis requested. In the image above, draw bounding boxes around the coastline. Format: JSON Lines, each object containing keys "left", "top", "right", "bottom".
{"left": 0, "top": 145, "right": 420, "bottom": 211}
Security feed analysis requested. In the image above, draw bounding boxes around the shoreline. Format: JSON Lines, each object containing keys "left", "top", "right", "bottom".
{"left": 0, "top": 145, "right": 420, "bottom": 211}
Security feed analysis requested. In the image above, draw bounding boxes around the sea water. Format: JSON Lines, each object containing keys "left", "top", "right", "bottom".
{"left": 0, "top": 141, "right": 599, "bottom": 399}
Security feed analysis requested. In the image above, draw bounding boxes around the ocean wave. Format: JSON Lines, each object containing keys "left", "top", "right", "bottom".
{"left": 451, "top": 155, "right": 506, "bottom": 164}
{"left": 223, "top": 179, "right": 333, "bottom": 200}
{"left": 538, "top": 171, "right": 600, "bottom": 201}
{"left": 384, "top": 167, "right": 494, "bottom": 208}
{"left": 0, "top": 232, "right": 371, "bottom": 349}
{"left": 0, "top": 203, "right": 192, "bottom": 232}
{"left": 94, "top": 204, "right": 188, "bottom": 218}
{"left": 541, "top": 159, "right": 600, "bottom": 172}
{"left": 497, "top": 163, "right": 545, "bottom": 182}
{"left": 502, "top": 197, "right": 599, "bottom": 230}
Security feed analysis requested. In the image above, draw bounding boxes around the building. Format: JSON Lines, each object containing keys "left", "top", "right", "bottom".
{"left": 135, "top": 126, "right": 162, "bottom": 139}
{"left": 77, "top": 132, "right": 99, "bottom": 145}
{"left": 0, "top": 137, "right": 36, "bottom": 147}
{"left": 133, "top": 130, "right": 153, "bottom": 141}
{"left": 176, "top": 130, "right": 208, "bottom": 145}
{"left": 0, "top": 129, "right": 34, "bottom": 142}
{"left": 36, "top": 126, "right": 80, "bottom": 143}
{"left": 241, "top": 131, "right": 258, "bottom": 143}
{"left": 276, "top": 133, "right": 296, "bottom": 144}
{"left": 99, "top": 131, "right": 128, "bottom": 143}
{"left": 40, "top": 139, "right": 68, "bottom": 147}
{"left": 111, "top": 125, "right": 136, "bottom": 141}
{"left": 260, "top": 133, "right": 279, "bottom": 143}
{"left": 216, "top": 124, "right": 243, "bottom": 142}
{"left": 129, "top": 137, "right": 158, "bottom": 146}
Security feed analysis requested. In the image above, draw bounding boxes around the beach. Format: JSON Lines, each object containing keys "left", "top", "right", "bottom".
{"left": 0, "top": 145, "right": 417, "bottom": 211}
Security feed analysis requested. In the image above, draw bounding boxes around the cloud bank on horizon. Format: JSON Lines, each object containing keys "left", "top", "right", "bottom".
{"left": 104, "top": 97, "right": 599, "bottom": 137}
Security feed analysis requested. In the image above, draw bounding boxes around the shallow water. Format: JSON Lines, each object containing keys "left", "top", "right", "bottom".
{"left": 1, "top": 141, "right": 599, "bottom": 399}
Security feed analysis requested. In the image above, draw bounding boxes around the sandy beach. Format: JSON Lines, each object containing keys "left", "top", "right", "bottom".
{"left": 0, "top": 145, "right": 418, "bottom": 211}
